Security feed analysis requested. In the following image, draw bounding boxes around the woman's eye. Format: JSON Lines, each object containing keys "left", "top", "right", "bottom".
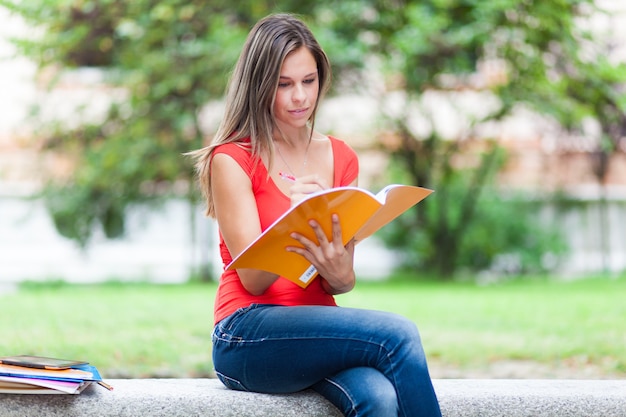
{"left": 278, "top": 82, "right": 290, "bottom": 88}
{"left": 303, "top": 78, "right": 315, "bottom": 84}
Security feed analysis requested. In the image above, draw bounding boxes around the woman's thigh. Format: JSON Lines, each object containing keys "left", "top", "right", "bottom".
{"left": 212, "top": 304, "right": 420, "bottom": 393}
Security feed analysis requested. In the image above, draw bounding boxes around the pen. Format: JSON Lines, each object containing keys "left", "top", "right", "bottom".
{"left": 98, "top": 380, "right": 114, "bottom": 391}
{"left": 279, "top": 171, "right": 296, "bottom": 182}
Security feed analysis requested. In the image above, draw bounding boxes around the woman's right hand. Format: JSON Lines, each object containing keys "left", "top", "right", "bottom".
{"left": 288, "top": 174, "right": 329, "bottom": 206}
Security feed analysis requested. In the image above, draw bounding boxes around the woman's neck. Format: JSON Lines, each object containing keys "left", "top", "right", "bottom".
{"left": 274, "top": 125, "right": 311, "bottom": 149}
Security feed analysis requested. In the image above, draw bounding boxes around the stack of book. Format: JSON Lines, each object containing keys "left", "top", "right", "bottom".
{"left": 0, "top": 355, "right": 112, "bottom": 394}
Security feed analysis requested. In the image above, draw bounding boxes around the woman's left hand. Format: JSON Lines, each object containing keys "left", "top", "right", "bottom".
{"left": 286, "top": 213, "right": 356, "bottom": 294}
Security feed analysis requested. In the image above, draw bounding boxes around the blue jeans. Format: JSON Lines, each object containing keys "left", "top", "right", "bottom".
{"left": 212, "top": 304, "right": 442, "bottom": 417}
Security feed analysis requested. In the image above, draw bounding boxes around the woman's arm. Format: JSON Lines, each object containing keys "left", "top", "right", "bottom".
{"left": 211, "top": 153, "right": 280, "bottom": 295}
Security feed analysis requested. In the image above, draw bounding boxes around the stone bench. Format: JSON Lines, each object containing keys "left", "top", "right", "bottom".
{"left": 2, "top": 378, "right": 625, "bottom": 416}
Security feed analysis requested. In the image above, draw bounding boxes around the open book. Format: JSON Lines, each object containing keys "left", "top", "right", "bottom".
{"left": 226, "top": 184, "right": 433, "bottom": 288}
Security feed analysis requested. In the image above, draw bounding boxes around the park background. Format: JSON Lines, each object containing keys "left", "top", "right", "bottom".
{"left": 0, "top": 1, "right": 625, "bottom": 380}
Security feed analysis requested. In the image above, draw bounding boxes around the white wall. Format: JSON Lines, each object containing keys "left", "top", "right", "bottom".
{"left": 0, "top": 193, "right": 398, "bottom": 284}
{"left": 0, "top": 196, "right": 214, "bottom": 283}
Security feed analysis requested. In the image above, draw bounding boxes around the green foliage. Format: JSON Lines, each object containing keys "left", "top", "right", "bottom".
{"left": 383, "top": 157, "right": 568, "bottom": 277}
{"left": 456, "top": 193, "right": 567, "bottom": 275}
{"left": 2, "top": 0, "right": 262, "bottom": 244}
{"left": 3, "top": 0, "right": 623, "bottom": 278}
{"left": 315, "top": 0, "right": 623, "bottom": 278}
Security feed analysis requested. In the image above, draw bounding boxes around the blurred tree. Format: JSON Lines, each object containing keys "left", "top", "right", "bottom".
{"left": 313, "top": 0, "right": 623, "bottom": 278}
{"left": 539, "top": 21, "right": 626, "bottom": 272}
{"left": 3, "top": 0, "right": 623, "bottom": 279}
{"left": 2, "top": 0, "right": 249, "bottom": 248}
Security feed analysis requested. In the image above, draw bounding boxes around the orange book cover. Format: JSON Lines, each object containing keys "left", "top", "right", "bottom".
{"left": 226, "top": 184, "right": 433, "bottom": 288}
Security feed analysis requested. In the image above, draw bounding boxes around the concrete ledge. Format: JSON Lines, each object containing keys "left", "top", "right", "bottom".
{"left": 436, "top": 379, "right": 626, "bottom": 417}
{"left": 1, "top": 378, "right": 625, "bottom": 417}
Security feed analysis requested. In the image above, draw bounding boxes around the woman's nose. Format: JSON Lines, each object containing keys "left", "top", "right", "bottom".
{"left": 292, "top": 83, "right": 306, "bottom": 102}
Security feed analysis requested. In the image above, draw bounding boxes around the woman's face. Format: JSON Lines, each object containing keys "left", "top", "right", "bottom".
{"left": 273, "top": 47, "right": 319, "bottom": 134}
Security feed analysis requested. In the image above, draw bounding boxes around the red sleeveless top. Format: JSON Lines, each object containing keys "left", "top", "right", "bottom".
{"left": 212, "top": 137, "right": 359, "bottom": 324}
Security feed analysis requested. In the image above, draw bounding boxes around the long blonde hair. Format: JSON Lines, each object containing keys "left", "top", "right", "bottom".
{"left": 189, "top": 13, "right": 332, "bottom": 217}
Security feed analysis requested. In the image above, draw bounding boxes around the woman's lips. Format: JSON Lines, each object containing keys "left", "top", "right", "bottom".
{"left": 289, "top": 108, "right": 309, "bottom": 117}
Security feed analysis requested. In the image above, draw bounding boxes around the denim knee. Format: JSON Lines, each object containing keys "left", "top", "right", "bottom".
{"left": 364, "top": 373, "right": 397, "bottom": 417}
{"left": 388, "top": 312, "right": 422, "bottom": 341}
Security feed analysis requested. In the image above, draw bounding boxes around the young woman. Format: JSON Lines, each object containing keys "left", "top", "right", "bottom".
{"left": 190, "top": 13, "right": 442, "bottom": 417}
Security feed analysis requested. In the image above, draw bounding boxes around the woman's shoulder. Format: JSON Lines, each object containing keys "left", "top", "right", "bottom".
{"left": 214, "top": 139, "right": 252, "bottom": 154}
{"left": 213, "top": 139, "right": 255, "bottom": 162}
{"left": 327, "top": 134, "right": 352, "bottom": 147}
{"left": 325, "top": 135, "right": 359, "bottom": 185}
{"left": 326, "top": 135, "right": 343, "bottom": 144}
{"left": 327, "top": 135, "right": 358, "bottom": 159}
{"left": 213, "top": 138, "right": 264, "bottom": 179}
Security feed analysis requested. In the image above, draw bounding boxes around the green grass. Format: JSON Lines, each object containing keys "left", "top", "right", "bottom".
{"left": 1, "top": 276, "right": 625, "bottom": 378}
{"left": 342, "top": 275, "right": 626, "bottom": 376}
{"left": 0, "top": 282, "right": 215, "bottom": 378}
